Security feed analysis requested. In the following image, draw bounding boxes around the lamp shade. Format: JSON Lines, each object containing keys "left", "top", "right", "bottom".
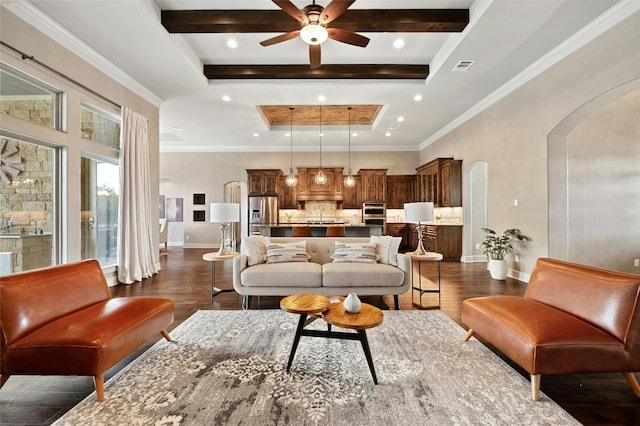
{"left": 210, "top": 203, "right": 239, "bottom": 223}
{"left": 404, "top": 202, "right": 434, "bottom": 223}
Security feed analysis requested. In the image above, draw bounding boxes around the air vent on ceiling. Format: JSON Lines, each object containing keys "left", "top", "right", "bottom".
{"left": 452, "top": 60, "right": 476, "bottom": 72}
{"left": 389, "top": 124, "right": 400, "bottom": 130}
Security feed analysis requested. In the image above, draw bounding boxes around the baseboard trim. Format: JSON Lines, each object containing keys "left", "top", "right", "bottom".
{"left": 461, "top": 255, "right": 488, "bottom": 263}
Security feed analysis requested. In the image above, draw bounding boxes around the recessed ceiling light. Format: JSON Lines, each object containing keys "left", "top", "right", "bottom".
{"left": 222, "top": 95, "right": 231, "bottom": 102}
{"left": 171, "top": 126, "right": 184, "bottom": 131}
{"left": 397, "top": 116, "right": 405, "bottom": 122}
{"left": 413, "top": 94, "right": 423, "bottom": 101}
{"left": 317, "top": 95, "right": 326, "bottom": 102}
{"left": 385, "top": 132, "right": 391, "bottom": 137}
{"left": 253, "top": 133, "right": 259, "bottom": 138}
{"left": 352, "top": 132, "right": 358, "bottom": 137}
{"left": 393, "top": 39, "right": 405, "bottom": 49}
{"left": 226, "top": 39, "right": 238, "bottom": 49}
{"left": 285, "top": 133, "right": 290, "bottom": 137}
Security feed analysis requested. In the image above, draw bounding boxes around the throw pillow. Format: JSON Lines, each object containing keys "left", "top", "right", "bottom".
{"left": 331, "top": 242, "right": 378, "bottom": 264}
{"left": 370, "top": 235, "right": 402, "bottom": 266}
{"left": 241, "top": 236, "right": 270, "bottom": 266}
{"left": 265, "top": 241, "right": 310, "bottom": 263}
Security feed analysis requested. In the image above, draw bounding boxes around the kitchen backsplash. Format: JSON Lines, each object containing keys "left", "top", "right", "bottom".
{"left": 279, "top": 205, "right": 463, "bottom": 225}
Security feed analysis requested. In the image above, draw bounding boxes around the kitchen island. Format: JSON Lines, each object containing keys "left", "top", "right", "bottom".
{"left": 259, "top": 224, "right": 383, "bottom": 238}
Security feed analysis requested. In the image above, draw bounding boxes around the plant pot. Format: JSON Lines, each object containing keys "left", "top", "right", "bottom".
{"left": 489, "top": 259, "right": 508, "bottom": 280}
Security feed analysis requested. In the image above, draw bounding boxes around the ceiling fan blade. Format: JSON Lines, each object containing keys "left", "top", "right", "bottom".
{"left": 260, "top": 30, "right": 300, "bottom": 46}
{"left": 273, "top": 0, "right": 308, "bottom": 25}
{"left": 327, "top": 28, "right": 370, "bottom": 47}
{"left": 309, "top": 44, "right": 321, "bottom": 69}
{"left": 320, "top": 0, "right": 355, "bottom": 25}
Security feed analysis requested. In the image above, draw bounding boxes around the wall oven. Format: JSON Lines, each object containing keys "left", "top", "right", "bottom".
{"left": 362, "top": 203, "right": 386, "bottom": 232}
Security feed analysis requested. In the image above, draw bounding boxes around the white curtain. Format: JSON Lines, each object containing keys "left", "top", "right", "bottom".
{"left": 118, "top": 107, "right": 158, "bottom": 284}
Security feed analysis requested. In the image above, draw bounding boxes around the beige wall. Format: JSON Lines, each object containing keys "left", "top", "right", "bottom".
{"left": 1, "top": 10, "right": 160, "bottom": 270}
{"left": 420, "top": 12, "right": 640, "bottom": 277}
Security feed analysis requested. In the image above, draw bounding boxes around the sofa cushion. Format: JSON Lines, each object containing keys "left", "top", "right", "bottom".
{"left": 241, "top": 262, "right": 322, "bottom": 288}
{"left": 265, "top": 241, "right": 310, "bottom": 263}
{"left": 331, "top": 242, "right": 378, "bottom": 264}
{"left": 323, "top": 263, "right": 405, "bottom": 288}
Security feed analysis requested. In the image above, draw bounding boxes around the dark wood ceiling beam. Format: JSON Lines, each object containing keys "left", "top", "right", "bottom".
{"left": 162, "top": 9, "right": 469, "bottom": 33}
{"left": 203, "top": 64, "right": 429, "bottom": 80}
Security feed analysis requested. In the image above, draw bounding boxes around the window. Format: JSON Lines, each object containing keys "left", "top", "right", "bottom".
{"left": 81, "top": 101, "right": 121, "bottom": 150}
{"left": 0, "top": 134, "right": 59, "bottom": 273}
{"left": 0, "top": 63, "right": 63, "bottom": 130}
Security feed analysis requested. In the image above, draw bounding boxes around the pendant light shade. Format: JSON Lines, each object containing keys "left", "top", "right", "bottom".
{"left": 285, "top": 107, "right": 297, "bottom": 187}
{"left": 344, "top": 106, "right": 355, "bottom": 187}
{"left": 315, "top": 105, "right": 327, "bottom": 185}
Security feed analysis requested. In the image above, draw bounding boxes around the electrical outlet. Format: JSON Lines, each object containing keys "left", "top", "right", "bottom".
{"left": 185, "top": 234, "right": 190, "bottom": 240}
{"left": 475, "top": 243, "right": 481, "bottom": 250}
{"left": 513, "top": 199, "right": 519, "bottom": 207}
{"left": 634, "top": 258, "right": 639, "bottom": 267}
{"left": 514, "top": 255, "right": 519, "bottom": 262}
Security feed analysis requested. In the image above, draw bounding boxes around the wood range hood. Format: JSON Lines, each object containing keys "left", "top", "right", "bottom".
{"left": 294, "top": 167, "right": 344, "bottom": 203}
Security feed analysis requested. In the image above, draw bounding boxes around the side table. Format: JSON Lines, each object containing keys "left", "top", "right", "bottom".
{"left": 409, "top": 252, "right": 443, "bottom": 308}
{"left": 202, "top": 252, "right": 239, "bottom": 303}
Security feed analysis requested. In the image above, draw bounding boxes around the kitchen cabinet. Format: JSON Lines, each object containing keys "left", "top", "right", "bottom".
{"left": 407, "top": 224, "right": 462, "bottom": 261}
{"left": 278, "top": 175, "right": 298, "bottom": 209}
{"left": 416, "top": 158, "right": 462, "bottom": 207}
{"left": 386, "top": 175, "right": 416, "bottom": 209}
{"left": 342, "top": 175, "right": 362, "bottom": 209}
{"left": 359, "top": 169, "right": 387, "bottom": 204}
{"left": 247, "top": 169, "right": 281, "bottom": 196}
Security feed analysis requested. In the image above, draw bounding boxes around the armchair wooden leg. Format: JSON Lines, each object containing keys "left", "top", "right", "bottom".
{"left": 464, "top": 329, "right": 474, "bottom": 341}
{"left": 624, "top": 372, "right": 640, "bottom": 398}
{"left": 161, "top": 329, "right": 172, "bottom": 342}
{"left": 531, "top": 374, "right": 541, "bottom": 401}
{"left": 94, "top": 374, "right": 105, "bottom": 401}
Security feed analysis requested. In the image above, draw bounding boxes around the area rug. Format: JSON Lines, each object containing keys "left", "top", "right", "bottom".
{"left": 54, "top": 310, "right": 578, "bottom": 425}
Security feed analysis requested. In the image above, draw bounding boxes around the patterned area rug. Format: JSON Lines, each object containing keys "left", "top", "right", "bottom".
{"left": 54, "top": 310, "right": 578, "bottom": 425}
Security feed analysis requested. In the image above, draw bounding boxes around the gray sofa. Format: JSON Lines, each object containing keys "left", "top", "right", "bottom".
{"left": 232, "top": 237, "right": 412, "bottom": 309}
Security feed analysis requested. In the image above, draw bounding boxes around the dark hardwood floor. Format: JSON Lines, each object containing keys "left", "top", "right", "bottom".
{"left": 1, "top": 248, "right": 639, "bottom": 425}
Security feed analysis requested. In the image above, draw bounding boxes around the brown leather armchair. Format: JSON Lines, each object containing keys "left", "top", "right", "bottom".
{"left": 462, "top": 258, "right": 640, "bottom": 400}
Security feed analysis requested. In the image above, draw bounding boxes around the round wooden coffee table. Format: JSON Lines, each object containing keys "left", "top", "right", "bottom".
{"left": 280, "top": 294, "right": 384, "bottom": 384}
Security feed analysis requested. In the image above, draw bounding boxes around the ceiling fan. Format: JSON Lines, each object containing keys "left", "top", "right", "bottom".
{"left": 260, "top": 0, "right": 369, "bottom": 69}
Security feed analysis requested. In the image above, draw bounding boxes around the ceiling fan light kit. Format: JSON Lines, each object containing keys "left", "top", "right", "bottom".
{"left": 300, "top": 24, "right": 328, "bottom": 45}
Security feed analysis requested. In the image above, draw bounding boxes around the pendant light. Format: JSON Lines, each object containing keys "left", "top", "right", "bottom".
{"left": 344, "top": 106, "right": 355, "bottom": 187}
{"left": 285, "top": 107, "right": 297, "bottom": 187}
{"left": 314, "top": 105, "right": 327, "bottom": 185}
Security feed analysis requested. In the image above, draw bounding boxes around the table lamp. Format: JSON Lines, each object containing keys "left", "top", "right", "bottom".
{"left": 210, "top": 202, "right": 240, "bottom": 255}
{"left": 404, "top": 202, "right": 434, "bottom": 255}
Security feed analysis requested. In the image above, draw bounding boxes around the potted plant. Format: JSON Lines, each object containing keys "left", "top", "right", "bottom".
{"left": 480, "top": 228, "right": 532, "bottom": 280}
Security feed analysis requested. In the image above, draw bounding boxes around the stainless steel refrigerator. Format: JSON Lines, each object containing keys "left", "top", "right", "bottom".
{"left": 249, "top": 196, "right": 278, "bottom": 235}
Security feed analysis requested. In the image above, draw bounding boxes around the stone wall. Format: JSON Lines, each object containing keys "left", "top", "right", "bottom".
{"left": 0, "top": 96, "right": 54, "bottom": 128}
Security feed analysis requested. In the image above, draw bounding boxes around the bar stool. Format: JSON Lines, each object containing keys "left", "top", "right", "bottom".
{"left": 292, "top": 225, "right": 312, "bottom": 237}
{"left": 325, "top": 225, "right": 346, "bottom": 237}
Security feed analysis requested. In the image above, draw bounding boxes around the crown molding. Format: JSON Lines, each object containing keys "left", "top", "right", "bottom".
{"left": 4, "top": 0, "right": 163, "bottom": 107}
{"left": 420, "top": 0, "right": 640, "bottom": 149}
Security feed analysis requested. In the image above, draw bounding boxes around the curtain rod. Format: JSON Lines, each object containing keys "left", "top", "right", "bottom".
{"left": 1, "top": 40, "right": 121, "bottom": 110}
